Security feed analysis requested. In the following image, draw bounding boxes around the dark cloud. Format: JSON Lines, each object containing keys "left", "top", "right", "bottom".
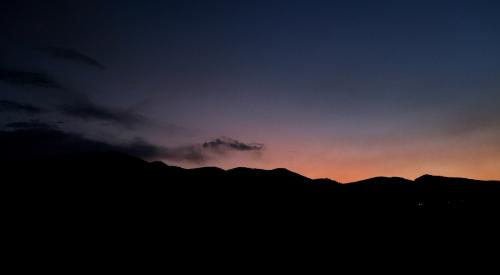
{"left": 0, "top": 67, "right": 149, "bottom": 129}
{"left": 0, "top": 126, "right": 206, "bottom": 163}
{"left": 125, "top": 141, "right": 207, "bottom": 163}
{"left": 0, "top": 100, "right": 45, "bottom": 115}
{"left": 58, "top": 98, "right": 188, "bottom": 134}
{"left": 58, "top": 100, "right": 147, "bottom": 128}
{"left": 0, "top": 127, "right": 116, "bottom": 161}
{"left": 4, "top": 119, "right": 55, "bottom": 130}
{"left": 119, "top": 137, "right": 265, "bottom": 164}
{"left": 0, "top": 124, "right": 265, "bottom": 164}
{"left": 162, "top": 146, "right": 207, "bottom": 163}
{"left": 203, "top": 137, "right": 264, "bottom": 153}
{"left": 40, "top": 46, "right": 106, "bottom": 69}
{"left": 0, "top": 69, "right": 63, "bottom": 89}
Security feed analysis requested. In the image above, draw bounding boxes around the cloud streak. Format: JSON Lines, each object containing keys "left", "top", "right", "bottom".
{"left": 4, "top": 119, "right": 54, "bottom": 130}
{"left": 0, "top": 69, "right": 63, "bottom": 89}
{"left": 0, "top": 67, "right": 150, "bottom": 129}
{"left": 0, "top": 124, "right": 265, "bottom": 164}
{"left": 125, "top": 141, "right": 207, "bottom": 163}
{"left": 0, "top": 100, "right": 45, "bottom": 115}
{"left": 0, "top": 126, "right": 198, "bottom": 162}
{"left": 203, "top": 137, "right": 264, "bottom": 153}
{"left": 40, "top": 46, "right": 106, "bottom": 70}
{"left": 58, "top": 99, "right": 148, "bottom": 128}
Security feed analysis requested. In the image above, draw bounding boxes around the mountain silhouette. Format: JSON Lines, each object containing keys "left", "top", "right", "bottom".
{"left": 3, "top": 151, "right": 499, "bottom": 214}
{"left": 3, "top": 150, "right": 499, "bottom": 263}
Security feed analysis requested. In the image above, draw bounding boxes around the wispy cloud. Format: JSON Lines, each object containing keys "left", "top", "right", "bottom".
{"left": 0, "top": 66, "right": 150, "bottom": 129}
{"left": 58, "top": 99, "right": 148, "bottom": 129}
{"left": 0, "top": 100, "right": 45, "bottom": 115}
{"left": 124, "top": 136, "right": 265, "bottom": 164}
{"left": 0, "top": 125, "right": 265, "bottom": 164}
{"left": 0, "top": 126, "right": 195, "bottom": 162}
{"left": 203, "top": 137, "right": 264, "bottom": 153}
{"left": 4, "top": 119, "right": 54, "bottom": 130}
{"left": 124, "top": 140, "right": 207, "bottom": 163}
{"left": 40, "top": 46, "right": 106, "bottom": 69}
{"left": 0, "top": 69, "right": 63, "bottom": 89}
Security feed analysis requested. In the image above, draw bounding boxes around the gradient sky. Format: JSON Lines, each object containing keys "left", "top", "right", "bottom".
{"left": 1, "top": 0, "right": 500, "bottom": 182}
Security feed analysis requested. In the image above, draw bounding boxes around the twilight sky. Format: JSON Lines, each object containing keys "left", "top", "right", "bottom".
{"left": 1, "top": 0, "right": 500, "bottom": 182}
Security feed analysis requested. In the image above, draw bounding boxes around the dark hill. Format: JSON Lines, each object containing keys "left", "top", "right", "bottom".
{"left": 3, "top": 151, "right": 500, "bottom": 262}
{"left": 3, "top": 151, "right": 499, "bottom": 213}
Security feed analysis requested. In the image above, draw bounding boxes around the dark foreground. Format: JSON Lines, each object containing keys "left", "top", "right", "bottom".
{"left": 3, "top": 152, "right": 500, "bottom": 268}
{"left": 4, "top": 151, "right": 500, "bottom": 215}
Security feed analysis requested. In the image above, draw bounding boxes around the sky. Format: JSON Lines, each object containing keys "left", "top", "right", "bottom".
{"left": 1, "top": 0, "right": 500, "bottom": 182}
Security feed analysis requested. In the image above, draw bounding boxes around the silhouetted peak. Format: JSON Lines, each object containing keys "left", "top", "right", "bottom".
{"left": 271, "top": 168, "right": 292, "bottom": 173}
{"left": 149, "top": 161, "right": 169, "bottom": 168}
{"left": 227, "top": 167, "right": 309, "bottom": 181}
{"left": 191, "top": 167, "right": 225, "bottom": 172}
{"left": 272, "top": 168, "right": 297, "bottom": 175}
{"left": 415, "top": 174, "right": 485, "bottom": 183}
{"left": 312, "top": 178, "right": 341, "bottom": 185}
{"left": 228, "top": 167, "right": 259, "bottom": 173}
{"left": 190, "top": 167, "right": 227, "bottom": 178}
{"left": 415, "top": 174, "right": 439, "bottom": 181}
{"left": 271, "top": 168, "right": 310, "bottom": 180}
{"left": 350, "top": 177, "right": 412, "bottom": 186}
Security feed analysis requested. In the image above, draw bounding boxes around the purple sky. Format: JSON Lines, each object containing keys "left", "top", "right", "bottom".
{"left": 1, "top": 0, "right": 500, "bottom": 181}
